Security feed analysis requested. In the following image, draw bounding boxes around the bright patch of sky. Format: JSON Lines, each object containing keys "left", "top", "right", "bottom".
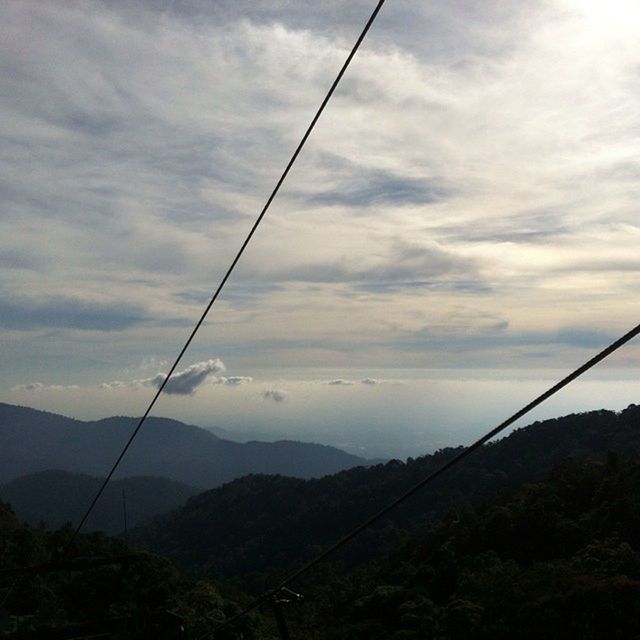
{"left": 1, "top": 1, "right": 639, "bottom": 457}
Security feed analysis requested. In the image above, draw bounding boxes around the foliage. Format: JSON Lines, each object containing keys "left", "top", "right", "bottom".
{"left": 302, "top": 456, "right": 640, "bottom": 640}
{"left": 134, "top": 404, "right": 640, "bottom": 592}
{"left": 0, "top": 471, "right": 198, "bottom": 534}
{"left": 0, "top": 509, "right": 264, "bottom": 639}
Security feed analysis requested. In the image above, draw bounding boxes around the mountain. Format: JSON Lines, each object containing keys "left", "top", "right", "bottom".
{"left": 0, "top": 470, "right": 198, "bottom": 533}
{"left": 0, "top": 403, "right": 368, "bottom": 488}
{"left": 305, "top": 455, "right": 640, "bottom": 640}
{"left": 132, "top": 405, "right": 640, "bottom": 592}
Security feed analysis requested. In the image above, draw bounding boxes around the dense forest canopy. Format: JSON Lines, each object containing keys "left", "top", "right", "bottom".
{"left": 2, "top": 405, "right": 640, "bottom": 639}
{"left": 133, "top": 405, "right": 640, "bottom": 591}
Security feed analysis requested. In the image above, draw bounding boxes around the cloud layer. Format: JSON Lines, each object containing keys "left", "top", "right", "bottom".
{"left": 11, "top": 383, "right": 80, "bottom": 392}
{"left": 2, "top": 0, "right": 640, "bottom": 397}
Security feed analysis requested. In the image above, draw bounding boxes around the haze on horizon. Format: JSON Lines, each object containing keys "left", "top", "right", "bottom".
{"left": 1, "top": 1, "right": 639, "bottom": 459}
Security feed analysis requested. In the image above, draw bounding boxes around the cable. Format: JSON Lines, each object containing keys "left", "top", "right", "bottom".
{"left": 67, "top": 0, "right": 389, "bottom": 547}
{"left": 208, "top": 321, "right": 640, "bottom": 637}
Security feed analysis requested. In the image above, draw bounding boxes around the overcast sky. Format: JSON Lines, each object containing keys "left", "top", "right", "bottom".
{"left": 1, "top": 0, "right": 639, "bottom": 455}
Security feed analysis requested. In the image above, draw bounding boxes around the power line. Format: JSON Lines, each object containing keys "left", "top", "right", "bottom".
{"left": 208, "top": 321, "right": 640, "bottom": 636}
{"left": 67, "top": 0, "right": 389, "bottom": 547}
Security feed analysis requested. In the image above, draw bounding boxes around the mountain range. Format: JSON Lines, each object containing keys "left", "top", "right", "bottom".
{"left": 0, "top": 402, "right": 368, "bottom": 489}
{"left": 2, "top": 403, "right": 640, "bottom": 638}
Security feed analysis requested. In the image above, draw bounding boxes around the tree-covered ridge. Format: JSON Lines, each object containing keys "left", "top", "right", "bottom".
{"left": 308, "top": 455, "right": 640, "bottom": 640}
{"left": 3, "top": 405, "right": 640, "bottom": 639}
{"left": 134, "top": 405, "right": 640, "bottom": 591}
{"left": 0, "top": 470, "right": 198, "bottom": 534}
{"left": 0, "top": 403, "right": 368, "bottom": 488}
{"left": 0, "top": 501, "right": 262, "bottom": 639}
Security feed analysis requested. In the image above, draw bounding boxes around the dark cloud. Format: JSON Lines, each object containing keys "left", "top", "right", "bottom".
{"left": 366, "top": 241, "right": 470, "bottom": 281}
{"left": 552, "top": 328, "right": 614, "bottom": 349}
{"left": 103, "top": 0, "right": 529, "bottom": 64}
{"left": 355, "top": 280, "right": 492, "bottom": 294}
{"left": 325, "top": 377, "right": 381, "bottom": 386}
{"left": 0, "top": 248, "right": 41, "bottom": 270}
{"left": 255, "top": 240, "right": 483, "bottom": 294}
{"left": 438, "top": 208, "right": 572, "bottom": 244}
{"left": 263, "top": 389, "right": 288, "bottom": 402}
{"left": 308, "top": 169, "right": 449, "bottom": 209}
{"left": 0, "top": 295, "right": 148, "bottom": 331}
{"left": 215, "top": 376, "right": 253, "bottom": 386}
{"left": 175, "top": 284, "right": 284, "bottom": 310}
{"left": 391, "top": 325, "right": 615, "bottom": 353}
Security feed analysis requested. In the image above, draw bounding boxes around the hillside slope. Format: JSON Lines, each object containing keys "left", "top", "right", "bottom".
{"left": 0, "top": 501, "right": 263, "bottom": 639}
{"left": 0, "top": 470, "right": 198, "bottom": 533}
{"left": 0, "top": 403, "right": 368, "bottom": 488}
{"left": 133, "top": 405, "right": 640, "bottom": 591}
{"left": 305, "top": 455, "right": 640, "bottom": 640}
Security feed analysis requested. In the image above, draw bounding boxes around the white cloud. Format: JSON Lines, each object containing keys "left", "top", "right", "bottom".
{"left": 98, "top": 359, "right": 254, "bottom": 394}
{"left": 142, "top": 359, "right": 226, "bottom": 395}
{"left": 99, "top": 380, "right": 127, "bottom": 390}
{"left": 11, "top": 382, "right": 79, "bottom": 391}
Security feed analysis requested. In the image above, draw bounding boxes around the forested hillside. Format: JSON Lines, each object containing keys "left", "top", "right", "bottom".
{"left": 0, "top": 501, "right": 264, "bottom": 639}
{"left": 3, "top": 405, "right": 640, "bottom": 639}
{"left": 0, "top": 471, "right": 198, "bottom": 533}
{"left": 297, "top": 455, "right": 640, "bottom": 639}
{"left": 134, "top": 405, "right": 640, "bottom": 592}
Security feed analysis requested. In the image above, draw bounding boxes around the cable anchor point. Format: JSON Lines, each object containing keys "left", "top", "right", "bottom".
{"left": 269, "top": 587, "right": 304, "bottom": 640}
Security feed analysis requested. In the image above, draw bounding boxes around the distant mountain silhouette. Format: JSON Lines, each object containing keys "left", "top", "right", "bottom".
{"left": 0, "top": 470, "right": 197, "bottom": 533}
{"left": 0, "top": 403, "right": 368, "bottom": 488}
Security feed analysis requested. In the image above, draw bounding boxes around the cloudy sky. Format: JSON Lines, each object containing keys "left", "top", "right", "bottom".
{"left": 2, "top": 0, "right": 639, "bottom": 457}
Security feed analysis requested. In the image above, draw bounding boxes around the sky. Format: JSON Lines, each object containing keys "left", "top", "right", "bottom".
{"left": 1, "top": 0, "right": 639, "bottom": 458}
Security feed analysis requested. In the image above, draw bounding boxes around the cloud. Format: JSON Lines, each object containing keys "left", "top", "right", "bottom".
{"left": 262, "top": 389, "right": 288, "bottom": 402}
{"left": 137, "top": 357, "right": 170, "bottom": 371}
{"left": 98, "top": 359, "right": 255, "bottom": 394}
{"left": 391, "top": 324, "right": 616, "bottom": 354}
{"left": 254, "top": 240, "right": 482, "bottom": 293}
{"left": 325, "top": 377, "right": 381, "bottom": 386}
{"left": 214, "top": 376, "right": 253, "bottom": 386}
{"left": 99, "top": 380, "right": 128, "bottom": 390}
{"left": 0, "top": 295, "right": 148, "bottom": 332}
{"left": 11, "top": 382, "right": 80, "bottom": 391}
{"left": 141, "top": 359, "right": 226, "bottom": 396}
{"left": 307, "top": 167, "right": 449, "bottom": 208}
{"left": 1, "top": 0, "right": 639, "bottom": 387}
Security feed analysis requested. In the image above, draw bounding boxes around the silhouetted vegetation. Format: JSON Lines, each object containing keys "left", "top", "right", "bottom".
{"left": 296, "top": 455, "right": 640, "bottom": 639}
{"left": 0, "top": 505, "right": 263, "bottom": 638}
{"left": 134, "top": 405, "right": 640, "bottom": 593}
{"left": 4, "top": 404, "right": 640, "bottom": 638}
{"left": 0, "top": 471, "right": 198, "bottom": 534}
